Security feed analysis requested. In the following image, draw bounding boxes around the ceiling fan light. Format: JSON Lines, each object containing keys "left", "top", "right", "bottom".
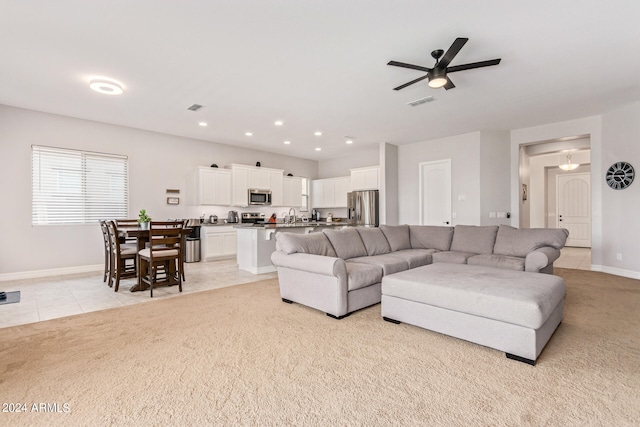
{"left": 427, "top": 68, "right": 447, "bottom": 88}
{"left": 428, "top": 77, "right": 447, "bottom": 88}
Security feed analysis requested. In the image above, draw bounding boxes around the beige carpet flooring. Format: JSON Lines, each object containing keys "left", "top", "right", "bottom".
{"left": 1, "top": 268, "right": 639, "bottom": 426}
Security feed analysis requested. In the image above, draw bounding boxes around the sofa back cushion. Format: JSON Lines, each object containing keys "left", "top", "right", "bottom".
{"left": 379, "top": 225, "right": 411, "bottom": 251}
{"left": 493, "top": 225, "right": 569, "bottom": 257}
{"left": 356, "top": 227, "right": 391, "bottom": 256}
{"left": 450, "top": 225, "right": 499, "bottom": 255}
{"left": 409, "top": 225, "right": 454, "bottom": 251}
{"left": 276, "top": 232, "right": 337, "bottom": 257}
{"left": 323, "top": 228, "right": 368, "bottom": 259}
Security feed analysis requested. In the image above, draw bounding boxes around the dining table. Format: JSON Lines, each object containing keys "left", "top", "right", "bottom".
{"left": 119, "top": 226, "right": 192, "bottom": 292}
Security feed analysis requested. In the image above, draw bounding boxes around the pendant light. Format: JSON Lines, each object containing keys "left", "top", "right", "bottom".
{"left": 559, "top": 153, "right": 579, "bottom": 171}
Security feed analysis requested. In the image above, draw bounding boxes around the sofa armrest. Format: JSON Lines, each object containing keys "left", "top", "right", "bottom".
{"left": 271, "top": 251, "right": 347, "bottom": 278}
{"left": 525, "top": 247, "right": 561, "bottom": 272}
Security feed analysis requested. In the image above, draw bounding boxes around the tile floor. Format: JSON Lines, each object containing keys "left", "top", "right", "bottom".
{"left": 1, "top": 247, "right": 591, "bottom": 330}
{"left": 555, "top": 247, "right": 592, "bottom": 270}
{"left": 0, "top": 259, "right": 276, "bottom": 330}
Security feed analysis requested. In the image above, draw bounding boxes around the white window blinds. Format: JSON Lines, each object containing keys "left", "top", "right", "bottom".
{"left": 32, "top": 145, "right": 128, "bottom": 225}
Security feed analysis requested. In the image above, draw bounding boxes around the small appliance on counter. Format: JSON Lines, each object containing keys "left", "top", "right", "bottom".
{"left": 311, "top": 209, "right": 321, "bottom": 222}
{"left": 209, "top": 215, "right": 218, "bottom": 224}
{"left": 227, "top": 210, "right": 239, "bottom": 223}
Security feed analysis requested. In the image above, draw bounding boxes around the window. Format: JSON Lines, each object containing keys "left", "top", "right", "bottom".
{"left": 300, "top": 177, "right": 309, "bottom": 212}
{"left": 32, "top": 146, "right": 128, "bottom": 225}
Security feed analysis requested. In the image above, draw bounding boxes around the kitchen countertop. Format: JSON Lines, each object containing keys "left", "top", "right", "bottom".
{"left": 235, "top": 222, "right": 352, "bottom": 229}
{"left": 200, "top": 222, "right": 239, "bottom": 227}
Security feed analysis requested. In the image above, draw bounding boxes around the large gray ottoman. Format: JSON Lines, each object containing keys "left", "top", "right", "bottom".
{"left": 381, "top": 263, "right": 566, "bottom": 365}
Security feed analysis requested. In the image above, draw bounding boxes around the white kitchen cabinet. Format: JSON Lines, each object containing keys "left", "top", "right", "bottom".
{"left": 194, "top": 167, "right": 232, "bottom": 206}
{"left": 350, "top": 166, "right": 379, "bottom": 190}
{"left": 231, "top": 164, "right": 284, "bottom": 206}
{"left": 283, "top": 176, "right": 303, "bottom": 207}
{"left": 202, "top": 226, "right": 237, "bottom": 260}
{"left": 311, "top": 176, "right": 351, "bottom": 208}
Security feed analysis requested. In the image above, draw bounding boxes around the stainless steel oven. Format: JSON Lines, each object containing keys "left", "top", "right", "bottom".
{"left": 248, "top": 189, "right": 272, "bottom": 205}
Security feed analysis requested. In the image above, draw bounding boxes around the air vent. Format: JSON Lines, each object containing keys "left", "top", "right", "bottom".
{"left": 187, "top": 104, "right": 204, "bottom": 111}
{"left": 407, "top": 96, "right": 435, "bottom": 107}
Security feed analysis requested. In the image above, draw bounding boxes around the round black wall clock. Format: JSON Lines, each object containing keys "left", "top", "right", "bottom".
{"left": 605, "top": 161, "right": 634, "bottom": 190}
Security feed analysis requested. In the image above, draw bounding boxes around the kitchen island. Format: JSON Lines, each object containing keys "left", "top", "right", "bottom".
{"left": 235, "top": 222, "right": 350, "bottom": 274}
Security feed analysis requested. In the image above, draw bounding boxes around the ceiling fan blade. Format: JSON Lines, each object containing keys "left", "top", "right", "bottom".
{"left": 393, "top": 74, "right": 429, "bottom": 91}
{"left": 446, "top": 58, "right": 501, "bottom": 73}
{"left": 437, "top": 37, "right": 468, "bottom": 69}
{"left": 444, "top": 77, "right": 455, "bottom": 90}
{"left": 387, "top": 60, "right": 431, "bottom": 73}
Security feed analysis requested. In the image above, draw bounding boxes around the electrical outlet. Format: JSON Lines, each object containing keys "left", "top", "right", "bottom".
{"left": 489, "top": 212, "right": 496, "bottom": 218}
{"left": 458, "top": 195, "right": 466, "bottom": 201}
{"left": 616, "top": 253, "right": 623, "bottom": 261}
{"left": 497, "top": 212, "right": 506, "bottom": 219}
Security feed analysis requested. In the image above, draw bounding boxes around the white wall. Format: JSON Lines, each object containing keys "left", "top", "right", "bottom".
{"left": 398, "top": 132, "right": 481, "bottom": 225}
{"left": 380, "top": 142, "right": 398, "bottom": 225}
{"left": 317, "top": 146, "right": 379, "bottom": 178}
{"left": 600, "top": 102, "right": 640, "bottom": 276}
{"left": 0, "top": 105, "right": 318, "bottom": 276}
{"left": 479, "top": 131, "right": 511, "bottom": 226}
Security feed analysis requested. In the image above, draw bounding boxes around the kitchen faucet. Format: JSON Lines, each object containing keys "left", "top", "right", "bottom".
{"left": 288, "top": 207, "right": 297, "bottom": 224}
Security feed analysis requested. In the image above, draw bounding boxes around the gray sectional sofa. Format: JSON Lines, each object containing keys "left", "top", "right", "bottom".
{"left": 271, "top": 224, "right": 569, "bottom": 364}
{"left": 271, "top": 224, "right": 569, "bottom": 319}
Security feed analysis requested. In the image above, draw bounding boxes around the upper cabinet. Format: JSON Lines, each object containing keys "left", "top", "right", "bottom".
{"left": 230, "top": 164, "right": 284, "bottom": 206}
{"left": 312, "top": 176, "right": 351, "bottom": 208}
{"left": 350, "top": 166, "right": 379, "bottom": 191}
{"left": 283, "top": 176, "right": 303, "bottom": 207}
{"left": 193, "top": 167, "right": 232, "bottom": 206}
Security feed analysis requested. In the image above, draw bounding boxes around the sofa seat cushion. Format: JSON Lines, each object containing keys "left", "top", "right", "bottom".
{"left": 345, "top": 262, "right": 383, "bottom": 291}
{"left": 467, "top": 254, "right": 525, "bottom": 271}
{"left": 276, "top": 232, "right": 337, "bottom": 257}
{"left": 409, "top": 225, "right": 454, "bottom": 251}
{"left": 348, "top": 254, "right": 409, "bottom": 276}
{"left": 322, "top": 228, "right": 367, "bottom": 259}
{"left": 432, "top": 251, "right": 476, "bottom": 264}
{"left": 356, "top": 227, "right": 391, "bottom": 255}
{"left": 379, "top": 225, "right": 411, "bottom": 251}
{"left": 391, "top": 249, "right": 435, "bottom": 268}
{"left": 493, "top": 225, "right": 569, "bottom": 257}
{"left": 382, "top": 264, "right": 566, "bottom": 329}
{"left": 450, "top": 225, "right": 499, "bottom": 255}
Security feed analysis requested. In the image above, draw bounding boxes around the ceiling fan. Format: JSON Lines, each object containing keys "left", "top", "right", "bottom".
{"left": 387, "top": 37, "right": 501, "bottom": 91}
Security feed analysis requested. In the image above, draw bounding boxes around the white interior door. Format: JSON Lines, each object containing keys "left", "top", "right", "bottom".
{"left": 419, "top": 159, "right": 451, "bottom": 226}
{"left": 557, "top": 173, "right": 591, "bottom": 247}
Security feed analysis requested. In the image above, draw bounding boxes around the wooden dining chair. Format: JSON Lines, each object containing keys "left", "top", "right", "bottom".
{"left": 99, "top": 220, "right": 112, "bottom": 283}
{"left": 115, "top": 219, "right": 139, "bottom": 248}
{"left": 137, "top": 221, "right": 184, "bottom": 297}
{"left": 106, "top": 220, "right": 138, "bottom": 291}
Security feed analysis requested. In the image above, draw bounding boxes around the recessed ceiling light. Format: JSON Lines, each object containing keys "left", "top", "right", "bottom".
{"left": 283, "top": 140, "right": 291, "bottom": 145}
{"left": 89, "top": 78, "right": 124, "bottom": 95}
{"left": 314, "top": 131, "right": 322, "bottom": 136}
{"left": 315, "top": 147, "right": 321, "bottom": 151}
{"left": 274, "top": 120, "right": 284, "bottom": 126}
{"left": 346, "top": 140, "right": 353, "bottom": 144}
{"left": 245, "top": 132, "right": 253, "bottom": 136}
{"left": 198, "top": 122, "right": 208, "bottom": 127}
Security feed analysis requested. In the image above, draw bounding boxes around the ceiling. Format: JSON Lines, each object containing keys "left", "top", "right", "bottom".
{"left": 1, "top": 1, "right": 639, "bottom": 161}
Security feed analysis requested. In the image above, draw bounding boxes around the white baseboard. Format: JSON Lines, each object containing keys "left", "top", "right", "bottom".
{"left": 0, "top": 264, "right": 103, "bottom": 282}
{"left": 590, "top": 264, "right": 640, "bottom": 280}
{"left": 239, "top": 265, "right": 276, "bottom": 275}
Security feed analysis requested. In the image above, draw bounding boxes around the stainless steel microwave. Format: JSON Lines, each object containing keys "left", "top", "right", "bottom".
{"left": 248, "top": 189, "right": 272, "bottom": 205}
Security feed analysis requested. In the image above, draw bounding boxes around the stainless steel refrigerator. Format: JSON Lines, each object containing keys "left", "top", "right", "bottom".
{"left": 347, "top": 190, "right": 379, "bottom": 226}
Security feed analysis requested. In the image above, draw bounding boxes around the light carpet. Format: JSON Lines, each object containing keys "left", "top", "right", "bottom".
{"left": 1, "top": 268, "right": 639, "bottom": 426}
